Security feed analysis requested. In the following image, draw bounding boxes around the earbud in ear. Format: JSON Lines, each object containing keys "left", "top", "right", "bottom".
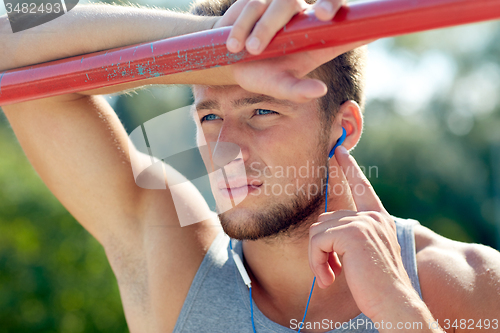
{"left": 328, "top": 127, "right": 347, "bottom": 159}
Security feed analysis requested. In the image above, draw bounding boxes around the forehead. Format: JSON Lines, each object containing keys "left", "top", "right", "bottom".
{"left": 193, "top": 85, "right": 284, "bottom": 110}
{"left": 192, "top": 85, "right": 316, "bottom": 112}
{"left": 192, "top": 84, "right": 242, "bottom": 101}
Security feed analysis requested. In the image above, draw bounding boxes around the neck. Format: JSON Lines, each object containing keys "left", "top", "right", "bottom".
{"left": 239, "top": 195, "right": 360, "bottom": 329}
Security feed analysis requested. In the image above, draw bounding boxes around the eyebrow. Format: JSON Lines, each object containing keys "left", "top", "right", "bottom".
{"left": 195, "top": 99, "right": 220, "bottom": 112}
{"left": 232, "top": 95, "right": 294, "bottom": 109}
{"left": 195, "top": 95, "right": 294, "bottom": 112}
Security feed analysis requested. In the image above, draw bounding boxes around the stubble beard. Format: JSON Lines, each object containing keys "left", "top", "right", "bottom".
{"left": 219, "top": 139, "right": 330, "bottom": 241}
{"left": 219, "top": 187, "right": 326, "bottom": 241}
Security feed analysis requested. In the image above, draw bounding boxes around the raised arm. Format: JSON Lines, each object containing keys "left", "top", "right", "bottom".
{"left": 0, "top": 0, "right": 359, "bottom": 237}
{"left": 1, "top": 0, "right": 361, "bottom": 102}
{"left": 0, "top": 4, "right": 219, "bottom": 71}
{"left": 1, "top": 4, "right": 224, "bottom": 244}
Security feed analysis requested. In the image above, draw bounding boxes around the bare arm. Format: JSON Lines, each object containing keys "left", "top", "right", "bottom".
{"left": 0, "top": 0, "right": 358, "bottom": 241}
{"left": 0, "top": 3, "right": 238, "bottom": 94}
{"left": 0, "top": 0, "right": 364, "bottom": 101}
{"left": 416, "top": 225, "right": 500, "bottom": 332}
{"left": 1, "top": 3, "right": 224, "bottom": 243}
{"left": 0, "top": 4, "right": 218, "bottom": 71}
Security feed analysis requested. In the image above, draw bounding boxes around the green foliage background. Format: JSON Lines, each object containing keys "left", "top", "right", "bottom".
{"left": 1, "top": 1, "right": 499, "bottom": 332}
{"left": 0, "top": 118, "right": 126, "bottom": 333}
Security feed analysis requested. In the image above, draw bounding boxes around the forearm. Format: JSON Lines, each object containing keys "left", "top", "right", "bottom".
{"left": 76, "top": 66, "right": 236, "bottom": 96}
{"left": 372, "top": 287, "right": 444, "bottom": 333}
{"left": 0, "top": 3, "right": 218, "bottom": 71}
{"left": 382, "top": 304, "right": 443, "bottom": 333}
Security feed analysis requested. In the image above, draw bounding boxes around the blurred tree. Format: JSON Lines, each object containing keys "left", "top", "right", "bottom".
{"left": 354, "top": 21, "right": 500, "bottom": 248}
{"left": 0, "top": 112, "right": 128, "bottom": 333}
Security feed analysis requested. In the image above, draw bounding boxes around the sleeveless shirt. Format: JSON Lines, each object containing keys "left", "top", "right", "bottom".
{"left": 173, "top": 217, "right": 423, "bottom": 333}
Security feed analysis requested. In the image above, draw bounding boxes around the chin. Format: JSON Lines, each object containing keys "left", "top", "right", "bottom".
{"left": 218, "top": 206, "right": 263, "bottom": 240}
{"left": 218, "top": 193, "right": 324, "bottom": 241}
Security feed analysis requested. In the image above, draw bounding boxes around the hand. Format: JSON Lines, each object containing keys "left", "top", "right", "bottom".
{"left": 214, "top": 0, "right": 346, "bottom": 54}
{"left": 226, "top": 40, "right": 367, "bottom": 103}
{"left": 212, "top": 0, "right": 370, "bottom": 103}
{"left": 308, "top": 146, "right": 426, "bottom": 323}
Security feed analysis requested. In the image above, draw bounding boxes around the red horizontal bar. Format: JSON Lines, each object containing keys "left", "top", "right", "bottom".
{"left": 1, "top": 0, "right": 499, "bottom": 106}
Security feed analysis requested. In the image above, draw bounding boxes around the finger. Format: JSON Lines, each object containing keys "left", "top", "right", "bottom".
{"left": 328, "top": 251, "right": 342, "bottom": 280}
{"left": 310, "top": 210, "right": 356, "bottom": 238}
{"left": 274, "top": 76, "right": 327, "bottom": 103}
{"left": 282, "top": 40, "right": 373, "bottom": 81}
{"left": 314, "top": 258, "right": 334, "bottom": 289}
{"left": 309, "top": 216, "right": 353, "bottom": 288}
{"left": 305, "top": 40, "right": 372, "bottom": 67}
{"left": 309, "top": 222, "right": 351, "bottom": 288}
{"left": 215, "top": 0, "right": 251, "bottom": 28}
{"left": 246, "top": 0, "right": 307, "bottom": 54}
{"left": 334, "top": 145, "right": 385, "bottom": 212}
{"left": 227, "top": 0, "right": 270, "bottom": 53}
{"left": 312, "top": 0, "right": 345, "bottom": 21}
{"left": 237, "top": 68, "right": 327, "bottom": 102}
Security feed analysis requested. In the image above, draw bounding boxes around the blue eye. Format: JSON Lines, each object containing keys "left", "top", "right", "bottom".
{"left": 201, "top": 114, "right": 221, "bottom": 122}
{"left": 255, "top": 109, "right": 278, "bottom": 116}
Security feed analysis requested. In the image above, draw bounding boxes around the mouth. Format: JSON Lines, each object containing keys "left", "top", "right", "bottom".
{"left": 217, "top": 178, "right": 262, "bottom": 199}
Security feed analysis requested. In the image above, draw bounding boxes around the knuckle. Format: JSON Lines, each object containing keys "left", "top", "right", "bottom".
{"left": 310, "top": 262, "right": 322, "bottom": 272}
{"left": 329, "top": 0, "right": 344, "bottom": 9}
{"left": 350, "top": 220, "right": 365, "bottom": 230}
{"left": 317, "top": 212, "right": 334, "bottom": 222}
{"left": 310, "top": 223, "right": 330, "bottom": 238}
{"left": 281, "top": 0, "right": 302, "bottom": 10}
{"left": 246, "top": 0, "right": 267, "bottom": 13}
{"left": 346, "top": 221, "right": 368, "bottom": 239}
{"left": 252, "top": 21, "right": 274, "bottom": 38}
{"left": 318, "top": 210, "right": 353, "bottom": 223}
{"left": 229, "top": 24, "right": 248, "bottom": 38}
{"left": 337, "top": 216, "right": 351, "bottom": 225}
{"left": 310, "top": 222, "right": 322, "bottom": 231}
{"left": 364, "top": 211, "right": 383, "bottom": 222}
{"left": 309, "top": 232, "right": 322, "bottom": 245}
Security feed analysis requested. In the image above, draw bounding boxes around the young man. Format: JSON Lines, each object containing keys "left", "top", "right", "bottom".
{"left": 1, "top": 0, "right": 499, "bottom": 332}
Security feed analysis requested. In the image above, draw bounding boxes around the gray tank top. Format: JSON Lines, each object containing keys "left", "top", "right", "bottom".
{"left": 173, "top": 217, "right": 422, "bottom": 333}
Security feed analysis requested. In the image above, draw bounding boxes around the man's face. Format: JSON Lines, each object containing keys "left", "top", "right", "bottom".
{"left": 193, "top": 85, "right": 331, "bottom": 241}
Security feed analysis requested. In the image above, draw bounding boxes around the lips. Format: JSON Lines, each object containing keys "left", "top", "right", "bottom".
{"left": 216, "top": 177, "right": 262, "bottom": 201}
{"left": 218, "top": 183, "right": 261, "bottom": 201}
{"left": 217, "top": 178, "right": 262, "bottom": 190}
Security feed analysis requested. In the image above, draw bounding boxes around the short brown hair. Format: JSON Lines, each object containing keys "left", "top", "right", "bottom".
{"left": 189, "top": 0, "right": 367, "bottom": 123}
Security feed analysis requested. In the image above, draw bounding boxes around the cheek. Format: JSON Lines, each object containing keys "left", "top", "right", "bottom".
{"left": 283, "top": 148, "right": 327, "bottom": 183}
{"left": 254, "top": 128, "right": 317, "bottom": 166}
{"left": 196, "top": 123, "right": 221, "bottom": 147}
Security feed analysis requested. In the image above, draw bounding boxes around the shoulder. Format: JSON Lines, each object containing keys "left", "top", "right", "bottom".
{"left": 413, "top": 224, "right": 500, "bottom": 331}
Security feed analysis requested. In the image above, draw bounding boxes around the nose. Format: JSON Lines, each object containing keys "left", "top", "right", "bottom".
{"left": 212, "top": 119, "right": 250, "bottom": 164}
{"left": 212, "top": 141, "right": 241, "bottom": 168}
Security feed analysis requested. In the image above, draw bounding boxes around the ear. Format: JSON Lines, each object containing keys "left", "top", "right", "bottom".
{"left": 331, "top": 100, "right": 363, "bottom": 151}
